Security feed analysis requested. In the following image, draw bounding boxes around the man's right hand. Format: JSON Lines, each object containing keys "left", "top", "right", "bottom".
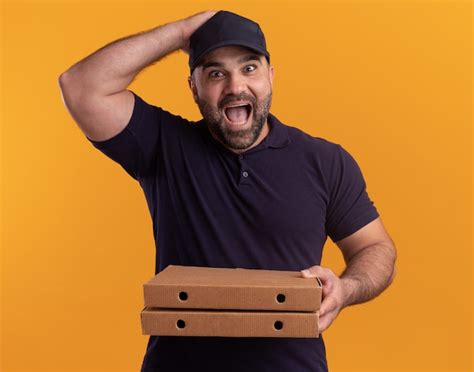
{"left": 58, "top": 11, "right": 218, "bottom": 142}
{"left": 179, "top": 10, "right": 218, "bottom": 55}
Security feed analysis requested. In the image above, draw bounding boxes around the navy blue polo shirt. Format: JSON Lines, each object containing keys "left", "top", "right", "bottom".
{"left": 87, "top": 91, "right": 379, "bottom": 372}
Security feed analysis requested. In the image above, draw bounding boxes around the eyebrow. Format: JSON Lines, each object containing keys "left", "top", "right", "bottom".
{"left": 201, "top": 54, "right": 263, "bottom": 71}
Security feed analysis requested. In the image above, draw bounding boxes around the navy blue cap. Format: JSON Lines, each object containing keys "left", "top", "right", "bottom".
{"left": 189, "top": 10, "right": 270, "bottom": 73}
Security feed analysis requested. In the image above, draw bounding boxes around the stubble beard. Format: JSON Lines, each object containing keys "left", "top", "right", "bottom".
{"left": 197, "top": 91, "right": 273, "bottom": 151}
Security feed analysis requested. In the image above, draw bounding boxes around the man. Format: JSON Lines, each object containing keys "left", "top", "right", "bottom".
{"left": 59, "top": 10, "right": 396, "bottom": 372}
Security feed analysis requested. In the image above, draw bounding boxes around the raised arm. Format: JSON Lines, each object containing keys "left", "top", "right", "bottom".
{"left": 58, "top": 11, "right": 217, "bottom": 142}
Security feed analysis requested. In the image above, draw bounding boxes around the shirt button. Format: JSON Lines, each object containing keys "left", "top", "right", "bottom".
{"left": 242, "top": 171, "right": 249, "bottom": 178}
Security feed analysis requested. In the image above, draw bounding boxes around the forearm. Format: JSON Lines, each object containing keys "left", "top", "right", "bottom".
{"left": 340, "top": 242, "right": 397, "bottom": 308}
{"left": 59, "top": 20, "right": 185, "bottom": 96}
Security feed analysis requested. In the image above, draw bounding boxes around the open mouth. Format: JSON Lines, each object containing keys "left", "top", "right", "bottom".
{"left": 223, "top": 103, "right": 252, "bottom": 126}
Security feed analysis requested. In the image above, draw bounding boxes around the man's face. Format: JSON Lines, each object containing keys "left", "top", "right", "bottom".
{"left": 188, "top": 46, "right": 275, "bottom": 151}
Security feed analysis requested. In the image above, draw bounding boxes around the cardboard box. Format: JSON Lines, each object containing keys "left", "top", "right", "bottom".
{"left": 140, "top": 265, "right": 322, "bottom": 338}
{"left": 143, "top": 265, "right": 322, "bottom": 311}
{"left": 141, "top": 308, "right": 319, "bottom": 337}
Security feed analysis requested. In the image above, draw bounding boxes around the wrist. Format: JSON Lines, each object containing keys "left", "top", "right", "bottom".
{"left": 170, "top": 19, "right": 187, "bottom": 51}
{"left": 340, "top": 276, "right": 359, "bottom": 308}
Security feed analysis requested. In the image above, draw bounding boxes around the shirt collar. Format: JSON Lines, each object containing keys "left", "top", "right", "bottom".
{"left": 263, "top": 112, "right": 291, "bottom": 149}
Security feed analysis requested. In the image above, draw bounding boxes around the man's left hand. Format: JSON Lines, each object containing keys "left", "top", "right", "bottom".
{"left": 300, "top": 265, "right": 346, "bottom": 334}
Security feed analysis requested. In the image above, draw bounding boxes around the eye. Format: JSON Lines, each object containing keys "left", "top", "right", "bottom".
{"left": 244, "top": 64, "right": 257, "bottom": 73}
{"left": 209, "top": 70, "right": 224, "bottom": 78}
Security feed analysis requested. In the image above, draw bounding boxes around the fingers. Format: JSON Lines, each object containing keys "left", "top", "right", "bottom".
{"left": 301, "top": 265, "right": 343, "bottom": 333}
{"left": 301, "top": 266, "right": 337, "bottom": 303}
{"left": 319, "top": 291, "right": 338, "bottom": 317}
{"left": 318, "top": 309, "right": 337, "bottom": 334}
{"left": 300, "top": 266, "right": 346, "bottom": 335}
{"left": 301, "top": 265, "right": 334, "bottom": 283}
{"left": 318, "top": 291, "right": 340, "bottom": 333}
{"left": 301, "top": 266, "right": 336, "bottom": 297}
{"left": 180, "top": 11, "right": 219, "bottom": 43}
{"left": 301, "top": 265, "right": 323, "bottom": 278}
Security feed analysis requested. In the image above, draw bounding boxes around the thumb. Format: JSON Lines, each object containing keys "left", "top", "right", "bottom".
{"left": 300, "top": 266, "right": 322, "bottom": 278}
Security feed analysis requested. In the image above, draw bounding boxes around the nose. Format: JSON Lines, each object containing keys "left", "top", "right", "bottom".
{"left": 223, "top": 73, "right": 247, "bottom": 96}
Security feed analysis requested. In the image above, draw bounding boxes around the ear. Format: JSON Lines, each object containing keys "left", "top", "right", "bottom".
{"left": 188, "top": 75, "right": 199, "bottom": 104}
{"left": 268, "top": 64, "right": 275, "bottom": 88}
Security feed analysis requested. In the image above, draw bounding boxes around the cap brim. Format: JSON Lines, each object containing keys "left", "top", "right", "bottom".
{"left": 191, "top": 40, "right": 270, "bottom": 71}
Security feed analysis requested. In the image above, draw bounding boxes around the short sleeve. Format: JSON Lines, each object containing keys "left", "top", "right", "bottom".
{"left": 325, "top": 144, "right": 379, "bottom": 242}
{"left": 86, "top": 90, "right": 161, "bottom": 181}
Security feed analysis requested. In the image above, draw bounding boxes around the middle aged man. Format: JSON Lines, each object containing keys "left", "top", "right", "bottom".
{"left": 59, "top": 10, "right": 397, "bottom": 372}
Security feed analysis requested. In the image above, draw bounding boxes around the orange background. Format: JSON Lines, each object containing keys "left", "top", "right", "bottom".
{"left": 1, "top": 1, "right": 472, "bottom": 371}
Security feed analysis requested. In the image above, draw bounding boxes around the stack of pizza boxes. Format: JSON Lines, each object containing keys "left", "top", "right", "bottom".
{"left": 140, "top": 265, "right": 322, "bottom": 338}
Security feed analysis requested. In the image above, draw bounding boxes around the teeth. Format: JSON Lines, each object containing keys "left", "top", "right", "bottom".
{"left": 223, "top": 103, "right": 251, "bottom": 124}
{"left": 226, "top": 103, "right": 249, "bottom": 108}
